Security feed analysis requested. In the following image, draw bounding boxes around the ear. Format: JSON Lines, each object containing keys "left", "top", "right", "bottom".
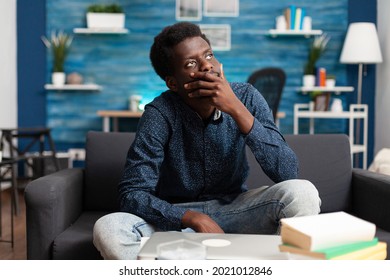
{"left": 165, "top": 76, "right": 178, "bottom": 92}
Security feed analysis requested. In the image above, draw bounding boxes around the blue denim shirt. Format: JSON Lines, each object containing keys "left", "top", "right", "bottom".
{"left": 118, "top": 82, "right": 298, "bottom": 231}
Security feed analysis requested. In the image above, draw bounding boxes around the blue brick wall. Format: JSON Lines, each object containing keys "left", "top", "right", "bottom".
{"left": 45, "top": 0, "right": 348, "bottom": 143}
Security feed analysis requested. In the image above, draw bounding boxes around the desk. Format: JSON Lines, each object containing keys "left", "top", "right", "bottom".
{"left": 97, "top": 110, "right": 143, "bottom": 132}
{"left": 97, "top": 110, "right": 286, "bottom": 132}
{"left": 294, "top": 103, "right": 368, "bottom": 169}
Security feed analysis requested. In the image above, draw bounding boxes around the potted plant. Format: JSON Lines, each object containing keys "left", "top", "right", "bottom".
{"left": 41, "top": 30, "right": 73, "bottom": 86}
{"left": 326, "top": 74, "right": 336, "bottom": 88}
{"left": 86, "top": 4, "right": 125, "bottom": 29}
{"left": 303, "top": 33, "right": 330, "bottom": 87}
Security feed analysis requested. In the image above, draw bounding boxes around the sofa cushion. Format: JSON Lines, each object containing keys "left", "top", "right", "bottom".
{"left": 375, "top": 227, "right": 390, "bottom": 260}
{"left": 85, "top": 131, "right": 135, "bottom": 211}
{"left": 52, "top": 211, "right": 108, "bottom": 260}
{"left": 246, "top": 134, "right": 352, "bottom": 213}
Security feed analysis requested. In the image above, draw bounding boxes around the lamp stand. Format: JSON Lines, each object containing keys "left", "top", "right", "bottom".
{"left": 354, "top": 63, "right": 363, "bottom": 167}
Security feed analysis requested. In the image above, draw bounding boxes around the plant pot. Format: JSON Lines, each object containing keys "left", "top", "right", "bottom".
{"left": 302, "top": 75, "right": 316, "bottom": 87}
{"left": 52, "top": 72, "right": 66, "bottom": 86}
{"left": 326, "top": 78, "right": 336, "bottom": 88}
{"left": 87, "top": 13, "right": 125, "bottom": 29}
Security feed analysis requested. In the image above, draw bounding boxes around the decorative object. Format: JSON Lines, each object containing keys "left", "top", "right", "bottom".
{"left": 41, "top": 30, "right": 73, "bottom": 86}
{"left": 303, "top": 33, "right": 330, "bottom": 86}
{"left": 129, "top": 95, "right": 142, "bottom": 112}
{"left": 86, "top": 4, "right": 125, "bottom": 29}
{"left": 275, "top": 15, "right": 287, "bottom": 31}
{"left": 313, "top": 93, "right": 330, "bottom": 111}
{"left": 66, "top": 72, "right": 83, "bottom": 85}
{"left": 302, "top": 16, "right": 312, "bottom": 31}
{"left": 331, "top": 98, "right": 343, "bottom": 112}
{"left": 199, "top": 24, "right": 231, "bottom": 51}
{"left": 339, "top": 22, "right": 382, "bottom": 167}
{"left": 204, "top": 0, "right": 239, "bottom": 17}
{"left": 176, "top": 0, "right": 202, "bottom": 21}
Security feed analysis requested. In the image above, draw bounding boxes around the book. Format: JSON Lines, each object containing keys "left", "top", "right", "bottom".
{"left": 317, "top": 67, "right": 326, "bottom": 86}
{"left": 289, "top": 5, "right": 296, "bottom": 30}
{"left": 283, "top": 8, "right": 291, "bottom": 30}
{"left": 294, "top": 8, "right": 302, "bottom": 30}
{"left": 280, "top": 212, "right": 376, "bottom": 251}
{"left": 279, "top": 238, "right": 380, "bottom": 259}
{"left": 332, "top": 242, "right": 387, "bottom": 260}
{"left": 299, "top": 8, "right": 306, "bottom": 30}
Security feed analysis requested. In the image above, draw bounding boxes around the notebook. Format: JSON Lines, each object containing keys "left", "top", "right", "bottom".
{"left": 137, "top": 231, "right": 290, "bottom": 260}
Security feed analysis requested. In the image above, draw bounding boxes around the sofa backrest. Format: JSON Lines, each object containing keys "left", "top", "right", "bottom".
{"left": 85, "top": 132, "right": 352, "bottom": 213}
{"left": 84, "top": 131, "right": 135, "bottom": 211}
{"left": 246, "top": 134, "right": 352, "bottom": 213}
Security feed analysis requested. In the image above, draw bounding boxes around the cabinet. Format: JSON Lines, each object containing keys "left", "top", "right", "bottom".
{"left": 294, "top": 103, "right": 368, "bottom": 169}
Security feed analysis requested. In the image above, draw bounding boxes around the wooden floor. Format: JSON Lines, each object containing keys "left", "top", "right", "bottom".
{"left": 0, "top": 188, "right": 27, "bottom": 260}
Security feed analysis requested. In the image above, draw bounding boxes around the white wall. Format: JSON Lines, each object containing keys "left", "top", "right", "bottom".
{"left": 376, "top": 0, "right": 390, "bottom": 153}
{"left": 0, "top": 1, "right": 17, "bottom": 129}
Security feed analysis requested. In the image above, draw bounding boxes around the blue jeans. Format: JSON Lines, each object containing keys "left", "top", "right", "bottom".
{"left": 93, "top": 179, "right": 321, "bottom": 259}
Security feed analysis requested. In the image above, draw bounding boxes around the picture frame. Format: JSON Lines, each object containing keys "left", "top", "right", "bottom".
{"left": 199, "top": 24, "right": 231, "bottom": 51}
{"left": 203, "top": 0, "right": 239, "bottom": 17}
{"left": 176, "top": 0, "right": 202, "bottom": 21}
{"left": 314, "top": 93, "right": 331, "bottom": 111}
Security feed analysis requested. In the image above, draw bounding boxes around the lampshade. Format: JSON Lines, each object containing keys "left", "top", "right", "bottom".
{"left": 340, "top": 22, "right": 383, "bottom": 64}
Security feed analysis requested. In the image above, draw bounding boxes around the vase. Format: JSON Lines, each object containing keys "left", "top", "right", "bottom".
{"left": 302, "top": 75, "right": 316, "bottom": 87}
{"left": 52, "top": 72, "right": 66, "bottom": 86}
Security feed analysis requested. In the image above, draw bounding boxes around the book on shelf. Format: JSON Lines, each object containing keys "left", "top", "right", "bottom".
{"left": 289, "top": 5, "right": 296, "bottom": 30}
{"left": 280, "top": 211, "right": 376, "bottom": 251}
{"left": 279, "top": 238, "right": 387, "bottom": 260}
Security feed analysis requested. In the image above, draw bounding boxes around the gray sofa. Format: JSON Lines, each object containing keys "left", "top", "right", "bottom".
{"left": 25, "top": 131, "right": 390, "bottom": 259}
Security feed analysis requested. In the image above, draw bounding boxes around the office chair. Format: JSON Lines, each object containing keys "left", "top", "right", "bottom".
{"left": 247, "top": 67, "right": 286, "bottom": 121}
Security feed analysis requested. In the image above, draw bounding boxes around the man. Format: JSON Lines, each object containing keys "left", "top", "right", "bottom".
{"left": 93, "top": 22, "right": 321, "bottom": 259}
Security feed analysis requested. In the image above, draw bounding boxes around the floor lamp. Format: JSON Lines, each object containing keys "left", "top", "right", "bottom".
{"left": 339, "top": 22, "right": 382, "bottom": 168}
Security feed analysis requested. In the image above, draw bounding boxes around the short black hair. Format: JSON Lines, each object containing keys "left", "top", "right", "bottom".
{"left": 150, "top": 22, "right": 210, "bottom": 81}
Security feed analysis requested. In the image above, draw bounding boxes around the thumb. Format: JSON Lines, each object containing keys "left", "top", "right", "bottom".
{"left": 219, "top": 63, "right": 224, "bottom": 79}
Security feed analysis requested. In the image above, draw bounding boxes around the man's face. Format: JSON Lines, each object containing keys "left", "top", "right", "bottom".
{"left": 166, "top": 36, "right": 220, "bottom": 103}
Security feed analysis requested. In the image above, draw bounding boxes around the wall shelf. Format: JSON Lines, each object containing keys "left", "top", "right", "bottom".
{"left": 44, "top": 84, "right": 102, "bottom": 91}
{"left": 73, "top": 28, "right": 129, "bottom": 34}
{"left": 266, "top": 29, "right": 323, "bottom": 38}
{"left": 297, "top": 86, "right": 354, "bottom": 95}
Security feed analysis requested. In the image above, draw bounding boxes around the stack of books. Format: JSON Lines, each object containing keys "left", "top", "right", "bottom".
{"left": 283, "top": 5, "right": 306, "bottom": 31}
{"left": 279, "top": 212, "right": 387, "bottom": 260}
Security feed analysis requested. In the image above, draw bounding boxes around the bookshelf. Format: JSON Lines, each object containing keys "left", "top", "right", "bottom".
{"left": 294, "top": 103, "right": 368, "bottom": 169}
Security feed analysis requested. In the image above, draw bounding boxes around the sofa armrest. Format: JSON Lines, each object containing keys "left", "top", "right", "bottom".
{"left": 352, "top": 168, "right": 390, "bottom": 232}
{"left": 24, "top": 168, "right": 84, "bottom": 259}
